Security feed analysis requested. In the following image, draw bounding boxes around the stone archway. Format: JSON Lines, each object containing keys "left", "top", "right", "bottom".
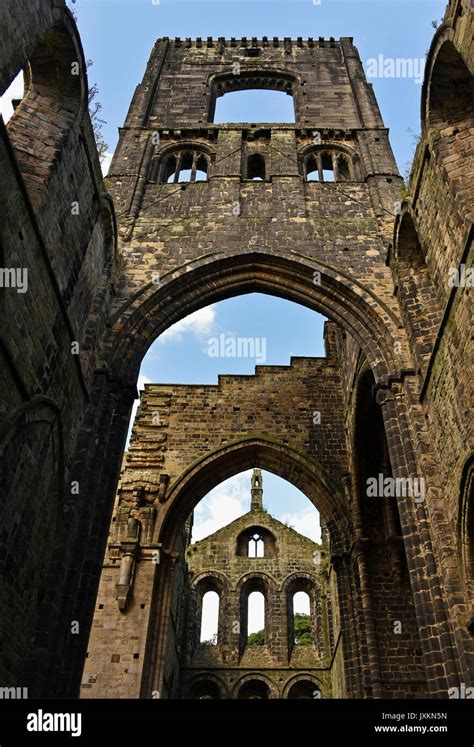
{"left": 283, "top": 674, "right": 324, "bottom": 699}
{"left": 136, "top": 436, "right": 350, "bottom": 699}
{"left": 156, "top": 436, "right": 348, "bottom": 548}
{"left": 107, "top": 252, "right": 408, "bottom": 387}
{"left": 233, "top": 673, "right": 278, "bottom": 699}
{"left": 0, "top": 0, "right": 470, "bottom": 703}
{"left": 77, "top": 260, "right": 459, "bottom": 700}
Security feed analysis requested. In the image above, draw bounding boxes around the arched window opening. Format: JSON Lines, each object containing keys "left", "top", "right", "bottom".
{"left": 247, "top": 153, "right": 265, "bottom": 181}
{"left": 236, "top": 526, "right": 276, "bottom": 558}
{"left": 237, "top": 679, "right": 270, "bottom": 699}
{"left": 356, "top": 368, "right": 400, "bottom": 541}
{"left": 287, "top": 680, "right": 320, "bottom": 699}
{"left": 200, "top": 590, "right": 219, "bottom": 644}
{"left": 427, "top": 41, "right": 473, "bottom": 221}
{"left": 160, "top": 150, "right": 210, "bottom": 183}
{"left": 248, "top": 532, "right": 265, "bottom": 557}
{"left": 247, "top": 591, "right": 265, "bottom": 645}
{"left": 5, "top": 24, "right": 83, "bottom": 200}
{"left": 353, "top": 366, "right": 423, "bottom": 684}
{"left": 303, "top": 149, "right": 357, "bottom": 183}
{"left": 213, "top": 86, "right": 295, "bottom": 124}
{"left": 189, "top": 680, "right": 221, "bottom": 699}
{"left": 293, "top": 591, "right": 312, "bottom": 645}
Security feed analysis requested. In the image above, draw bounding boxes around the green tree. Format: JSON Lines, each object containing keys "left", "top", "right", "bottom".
{"left": 246, "top": 614, "right": 312, "bottom": 646}
{"left": 247, "top": 629, "right": 265, "bottom": 646}
{"left": 294, "top": 613, "right": 312, "bottom": 645}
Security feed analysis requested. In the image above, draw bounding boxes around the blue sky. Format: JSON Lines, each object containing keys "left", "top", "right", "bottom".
{"left": 0, "top": 0, "right": 446, "bottom": 544}
{"left": 132, "top": 297, "right": 326, "bottom": 543}
{"left": 68, "top": 0, "right": 446, "bottom": 175}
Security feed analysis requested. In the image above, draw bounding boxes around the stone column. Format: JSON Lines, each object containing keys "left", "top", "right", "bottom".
{"left": 377, "top": 383, "right": 460, "bottom": 695}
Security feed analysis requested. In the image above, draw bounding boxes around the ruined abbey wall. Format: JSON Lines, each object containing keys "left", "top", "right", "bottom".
{"left": 0, "top": 0, "right": 471, "bottom": 697}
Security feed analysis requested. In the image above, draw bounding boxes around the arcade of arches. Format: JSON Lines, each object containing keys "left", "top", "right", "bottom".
{"left": 0, "top": 0, "right": 472, "bottom": 698}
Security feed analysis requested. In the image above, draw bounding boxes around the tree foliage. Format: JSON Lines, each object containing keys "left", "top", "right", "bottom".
{"left": 294, "top": 613, "right": 312, "bottom": 645}
{"left": 247, "top": 613, "right": 312, "bottom": 647}
{"left": 88, "top": 76, "right": 109, "bottom": 163}
{"left": 247, "top": 628, "right": 265, "bottom": 646}
{"left": 66, "top": 1, "right": 109, "bottom": 162}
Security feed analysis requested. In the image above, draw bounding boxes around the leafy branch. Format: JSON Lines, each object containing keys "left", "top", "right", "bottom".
{"left": 67, "top": 1, "right": 109, "bottom": 163}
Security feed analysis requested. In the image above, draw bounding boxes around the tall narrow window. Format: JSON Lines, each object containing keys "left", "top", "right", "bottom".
{"left": 200, "top": 590, "right": 219, "bottom": 644}
{"left": 178, "top": 152, "right": 194, "bottom": 182}
{"left": 247, "top": 591, "right": 265, "bottom": 645}
{"left": 321, "top": 153, "right": 335, "bottom": 182}
{"left": 247, "top": 153, "right": 265, "bottom": 181}
{"left": 306, "top": 155, "right": 319, "bottom": 181}
{"left": 195, "top": 155, "right": 208, "bottom": 181}
{"left": 337, "top": 155, "right": 351, "bottom": 181}
{"left": 248, "top": 532, "right": 264, "bottom": 557}
{"left": 5, "top": 25, "right": 82, "bottom": 201}
{"left": 163, "top": 155, "right": 178, "bottom": 183}
{"left": 293, "top": 591, "right": 312, "bottom": 645}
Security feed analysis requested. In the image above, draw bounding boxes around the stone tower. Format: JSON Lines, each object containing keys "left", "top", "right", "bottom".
{"left": 0, "top": 0, "right": 472, "bottom": 698}
{"left": 251, "top": 469, "right": 263, "bottom": 512}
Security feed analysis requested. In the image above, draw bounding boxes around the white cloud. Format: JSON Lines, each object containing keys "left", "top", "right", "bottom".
{"left": 0, "top": 72, "right": 24, "bottom": 124}
{"left": 101, "top": 152, "right": 113, "bottom": 177}
{"left": 293, "top": 590, "right": 311, "bottom": 615}
{"left": 279, "top": 506, "right": 321, "bottom": 543}
{"left": 192, "top": 471, "right": 251, "bottom": 542}
{"left": 159, "top": 305, "right": 217, "bottom": 344}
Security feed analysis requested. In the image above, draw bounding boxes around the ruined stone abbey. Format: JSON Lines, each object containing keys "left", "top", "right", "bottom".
{"left": 0, "top": 0, "right": 472, "bottom": 699}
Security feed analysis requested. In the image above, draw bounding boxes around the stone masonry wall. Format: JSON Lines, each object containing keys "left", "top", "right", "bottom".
{"left": 179, "top": 498, "right": 331, "bottom": 699}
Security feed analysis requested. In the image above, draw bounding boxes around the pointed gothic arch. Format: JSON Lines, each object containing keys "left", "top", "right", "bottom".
{"left": 107, "top": 252, "right": 408, "bottom": 387}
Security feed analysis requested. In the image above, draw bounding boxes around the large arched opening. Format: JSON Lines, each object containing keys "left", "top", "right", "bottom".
{"left": 73, "top": 249, "right": 457, "bottom": 700}
{"left": 137, "top": 438, "right": 348, "bottom": 699}
{"left": 423, "top": 30, "right": 474, "bottom": 223}
{"left": 107, "top": 253, "right": 405, "bottom": 387}
{"left": 5, "top": 14, "right": 86, "bottom": 203}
